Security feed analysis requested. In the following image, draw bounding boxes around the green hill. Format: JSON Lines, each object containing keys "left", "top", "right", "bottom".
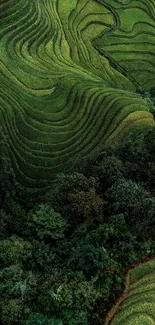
{"left": 0, "top": 0, "right": 155, "bottom": 190}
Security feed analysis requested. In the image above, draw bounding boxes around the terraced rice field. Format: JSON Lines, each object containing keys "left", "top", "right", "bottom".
{"left": 105, "top": 258, "right": 155, "bottom": 325}
{"left": 0, "top": 0, "right": 155, "bottom": 190}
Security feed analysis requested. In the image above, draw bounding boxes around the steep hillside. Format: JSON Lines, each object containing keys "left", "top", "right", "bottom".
{"left": 0, "top": 0, "right": 155, "bottom": 190}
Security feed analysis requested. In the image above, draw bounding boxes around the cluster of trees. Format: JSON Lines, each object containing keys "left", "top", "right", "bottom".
{"left": 0, "top": 126, "right": 155, "bottom": 325}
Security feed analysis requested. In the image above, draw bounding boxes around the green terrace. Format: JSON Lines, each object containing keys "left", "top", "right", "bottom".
{"left": 0, "top": 0, "right": 155, "bottom": 191}
{"left": 106, "top": 258, "right": 155, "bottom": 325}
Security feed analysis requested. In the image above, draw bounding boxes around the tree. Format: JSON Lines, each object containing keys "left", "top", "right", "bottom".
{"left": 46, "top": 172, "right": 99, "bottom": 212}
{"left": 66, "top": 188, "right": 105, "bottom": 224}
{"left": 0, "top": 127, "right": 16, "bottom": 208}
{"left": 0, "top": 201, "right": 27, "bottom": 239}
{"left": 90, "top": 155, "right": 126, "bottom": 190}
{"left": 48, "top": 276, "right": 102, "bottom": 312}
{"left": 67, "top": 240, "right": 111, "bottom": 278}
{"left": 26, "top": 204, "right": 67, "bottom": 241}
{"left": 105, "top": 179, "right": 149, "bottom": 216}
{"left": 0, "top": 235, "right": 32, "bottom": 267}
{"left": 22, "top": 313, "right": 63, "bottom": 325}
{"left": 1, "top": 298, "right": 22, "bottom": 325}
{"left": 0, "top": 264, "right": 38, "bottom": 324}
{"left": 0, "top": 209, "right": 11, "bottom": 238}
{"left": 130, "top": 197, "right": 155, "bottom": 238}
{"left": 116, "top": 127, "right": 155, "bottom": 188}
{"left": 61, "top": 309, "right": 89, "bottom": 325}
{"left": 31, "top": 240, "right": 58, "bottom": 272}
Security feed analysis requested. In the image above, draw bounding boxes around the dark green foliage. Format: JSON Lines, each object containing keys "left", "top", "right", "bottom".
{"left": 0, "top": 209, "right": 11, "bottom": 238}
{"left": 48, "top": 275, "right": 102, "bottom": 311}
{"left": 46, "top": 173, "right": 99, "bottom": 211}
{"left": 105, "top": 179, "right": 148, "bottom": 215}
{"left": 61, "top": 310, "right": 89, "bottom": 325}
{"left": 105, "top": 178, "right": 155, "bottom": 239}
{"left": 31, "top": 240, "right": 57, "bottom": 272}
{"left": 130, "top": 197, "right": 155, "bottom": 238}
{"left": 0, "top": 128, "right": 16, "bottom": 208}
{"left": 92, "top": 155, "right": 126, "bottom": 190}
{"left": 1, "top": 298, "right": 23, "bottom": 325}
{"left": 106, "top": 214, "right": 137, "bottom": 265}
{"left": 68, "top": 241, "right": 111, "bottom": 277}
{"left": 0, "top": 264, "right": 38, "bottom": 324}
{"left": 1, "top": 126, "right": 155, "bottom": 325}
{"left": 66, "top": 151, "right": 126, "bottom": 191}
{"left": 0, "top": 264, "right": 37, "bottom": 303}
{"left": 0, "top": 235, "right": 32, "bottom": 267}
{"left": 66, "top": 188, "right": 105, "bottom": 224}
{"left": 22, "top": 313, "right": 63, "bottom": 325}
{"left": 117, "top": 127, "right": 155, "bottom": 190}
{"left": 0, "top": 202, "right": 27, "bottom": 239}
{"left": 26, "top": 204, "right": 67, "bottom": 241}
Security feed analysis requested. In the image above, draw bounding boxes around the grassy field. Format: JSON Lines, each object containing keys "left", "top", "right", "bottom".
{"left": 0, "top": 0, "right": 155, "bottom": 190}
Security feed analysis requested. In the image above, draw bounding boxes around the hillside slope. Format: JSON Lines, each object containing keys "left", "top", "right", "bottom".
{"left": 0, "top": 0, "right": 155, "bottom": 189}
{"left": 106, "top": 258, "right": 155, "bottom": 325}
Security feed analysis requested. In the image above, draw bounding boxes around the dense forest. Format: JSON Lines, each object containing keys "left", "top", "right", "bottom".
{"left": 1, "top": 125, "right": 155, "bottom": 325}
